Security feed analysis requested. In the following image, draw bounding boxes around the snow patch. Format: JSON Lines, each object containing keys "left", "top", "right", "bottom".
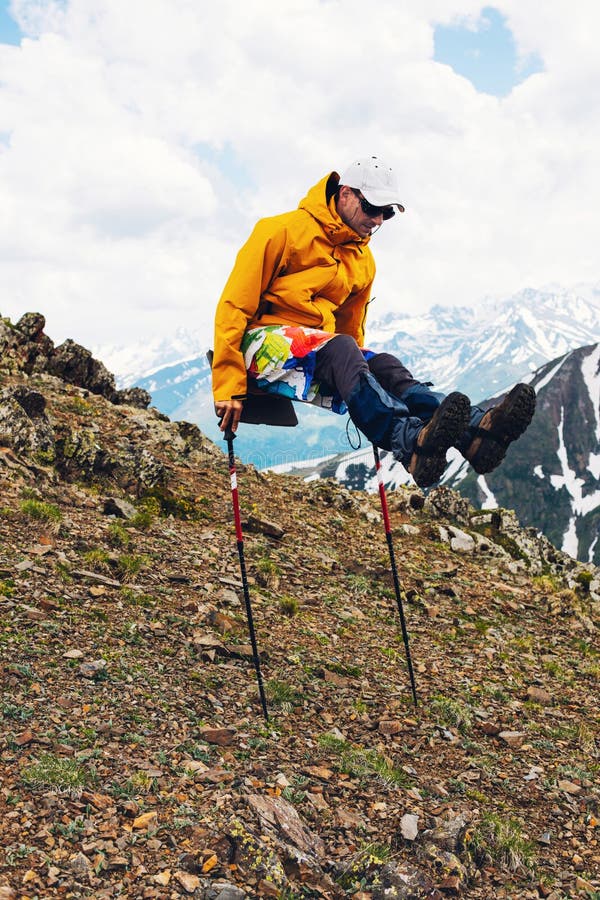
{"left": 478, "top": 476, "right": 498, "bottom": 509}
{"left": 562, "top": 517, "right": 579, "bottom": 558}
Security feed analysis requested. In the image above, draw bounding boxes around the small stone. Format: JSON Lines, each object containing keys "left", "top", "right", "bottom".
{"left": 200, "top": 726, "right": 237, "bottom": 746}
{"left": 437, "top": 874, "right": 461, "bottom": 894}
{"left": 103, "top": 497, "right": 138, "bottom": 519}
{"left": 212, "top": 883, "right": 247, "bottom": 900}
{"left": 257, "top": 879, "right": 280, "bottom": 898}
{"left": 527, "top": 686, "right": 553, "bottom": 705}
{"left": 69, "top": 852, "right": 91, "bottom": 875}
{"left": 378, "top": 719, "right": 403, "bottom": 736}
{"left": 558, "top": 780, "right": 582, "bottom": 795}
{"left": 152, "top": 870, "right": 171, "bottom": 886}
{"left": 202, "top": 854, "right": 218, "bottom": 873}
{"left": 499, "top": 730, "right": 527, "bottom": 748}
{"left": 400, "top": 813, "right": 419, "bottom": 841}
{"left": 246, "top": 515, "right": 284, "bottom": 539}
{"left": 78, "top": 659, "right": 107, "bottom": 678}
{"left": 133, "top": 811, "right": 158, "bottom": 829}
{"left": 174, "top": 870, "right": 201, "bottom": 893}
{"left": 481, "top": 722, "right": 502, "bottom": 736}
{"left": 63, "top": 648, "right": 84, "bottom": 659}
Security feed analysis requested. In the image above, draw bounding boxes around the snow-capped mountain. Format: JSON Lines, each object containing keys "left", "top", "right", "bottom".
{"left": 368, "top": 287, "right": 600, "bottom": 398}
{"left": 93, "top": 327, "right": 209, "bottom": 389}
{"left": 286, "top": 343, "right": 600, "bottom": 564}
{"left": 96, "top": 285, "right": 600, "bottom": 470}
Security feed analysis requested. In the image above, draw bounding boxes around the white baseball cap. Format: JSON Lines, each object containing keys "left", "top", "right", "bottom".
{"left": 339, "top": 156, "right": 405, "bottom": 212}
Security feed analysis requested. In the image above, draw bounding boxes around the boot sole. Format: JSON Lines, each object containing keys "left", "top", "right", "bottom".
{"left": 470, "top": 383, "right": 536, "bottom": 475}
{"left": 410, "top": 392, "right": 471, "bottom": 488}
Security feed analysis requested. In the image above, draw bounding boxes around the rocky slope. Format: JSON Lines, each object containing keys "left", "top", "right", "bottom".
{"left": 1, "top": 313, "right": 599, "bottom": 900}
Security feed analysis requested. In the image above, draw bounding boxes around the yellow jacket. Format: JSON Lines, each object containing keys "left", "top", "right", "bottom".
{"left": 212, "top": 172, "right": 376, "bottom": 401}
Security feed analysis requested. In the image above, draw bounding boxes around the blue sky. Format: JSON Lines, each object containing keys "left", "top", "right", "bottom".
{"left": 0, "top": 2, "right": 20, "bottom": 45}
{"left": 435, "top": 7, "right": 543, "bottom": 97}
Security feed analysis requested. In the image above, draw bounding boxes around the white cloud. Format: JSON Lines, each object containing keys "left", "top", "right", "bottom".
{"left": 0, "top": 0, "right": 599, "bottom": 357}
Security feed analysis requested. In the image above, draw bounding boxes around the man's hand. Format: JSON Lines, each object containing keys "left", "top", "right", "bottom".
{"left": 215, "top": 399, "right": 244, "bottom": 432}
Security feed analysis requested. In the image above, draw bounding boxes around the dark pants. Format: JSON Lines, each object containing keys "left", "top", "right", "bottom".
{"left": 314, "top": 334, "right": 418, "bottom": 401}
{"left": 313, "top": 334, "right": 480, "bottom": 461}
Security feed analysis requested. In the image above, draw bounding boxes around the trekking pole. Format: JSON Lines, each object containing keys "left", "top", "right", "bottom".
{"left": 372, "top": 444, "right": 418, "bottom": 707}
{"left": 224, "top": 428, "right": 269, "bottom": 722}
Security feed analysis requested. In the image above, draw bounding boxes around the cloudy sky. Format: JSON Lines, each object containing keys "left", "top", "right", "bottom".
{"left": 1, "top": 0, "right": 599, "bottom": 364}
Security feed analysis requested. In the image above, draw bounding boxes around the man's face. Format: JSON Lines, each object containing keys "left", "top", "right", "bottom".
{"left": 336, "top": 186, "right": 393, "bottom": 238}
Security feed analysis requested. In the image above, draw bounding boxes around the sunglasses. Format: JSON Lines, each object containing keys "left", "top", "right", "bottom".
{"left": 352, "top": 188, "right": 396, "bottom": 221}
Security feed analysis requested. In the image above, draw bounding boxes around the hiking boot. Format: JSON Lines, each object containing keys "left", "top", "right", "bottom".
{"left": 408, "top": 392, "right": 471, "bottom": 488}
{"left": 465, "top": 383, "right": 536, "bottom": 475}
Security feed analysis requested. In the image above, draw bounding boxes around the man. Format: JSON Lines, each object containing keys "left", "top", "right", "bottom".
{"left": 213, "top": 156, "right": 535, "bottom": 487}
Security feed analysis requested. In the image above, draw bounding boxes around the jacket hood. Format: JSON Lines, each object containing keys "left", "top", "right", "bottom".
{"left": 298, "top": 172, "right": 370, "bottom": 246}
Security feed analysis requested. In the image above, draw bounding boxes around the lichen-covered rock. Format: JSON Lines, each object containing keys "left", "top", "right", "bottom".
{"left": 54, "top": 427, "right": 110, "bottom": 480}
{"left": 0, "top": 385, "right": 55, "bottom": 456}
{"left": 420, "top": 814, "right": 472, "bottom": 855}
{"left": 371, "top": 861, "right": 442, "bottom": 899}
{"left": 0, "top": 312, "right": 54, "bottom": 373}
{"left": 133, "top": 447, "right": 166, "bottom": 489}
{"left": 113, "top": 386, "right": 152, "bottom": 409}
{"left": 425, "top": 486, "right": 472, "bottom": 524}
{"left": 47, "top": 339, "right": 117, "bottom": 400}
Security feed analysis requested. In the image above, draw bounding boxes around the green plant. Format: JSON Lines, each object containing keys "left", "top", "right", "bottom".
{"left": 266, "top": 679, "right": 300, "bottom": 711}
{"left": 279, "top": 595, "right": 299, "bottom": 617}
{"left": 20, "top": 499, "right": 62, "bottom": 524}
{"left": 1, "top": 702, "right": 33, "bottom": 721}
{"left": 84, "top": 548, "right": 111, "bottom": 570}
{"left": 471, "top": 812, "right": 535, "bottom": 873}
{"left": 21, "top": 754, "right": 89, "bottom": 790}
{"left": 337, "top": 841, "right": 392, "bottom": 890}
{"left": 117, "top": 553, "right": 150, "bottom": 581}
{"left": 67, "top": 396, "right": 94, "bottom": 416}
{"left": 51, "top": 816, "right": 87, "bottom": 841}
{"left": 430, "top": 695, "right": 473, "bottom": 734}
{"left": 0, "top": 579, "right": 14, "bottom": 597}
{"left": 33, "top": 447, "right": 56, "bottom": 465}
{"left": 317, "top": 733, "right": 409, "bottom": 787}
{"left": 575, "top": 570, "right": 594, "bottom": 592}
{"left": 107, "top": 521, "right": 132, "bottom": 548}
